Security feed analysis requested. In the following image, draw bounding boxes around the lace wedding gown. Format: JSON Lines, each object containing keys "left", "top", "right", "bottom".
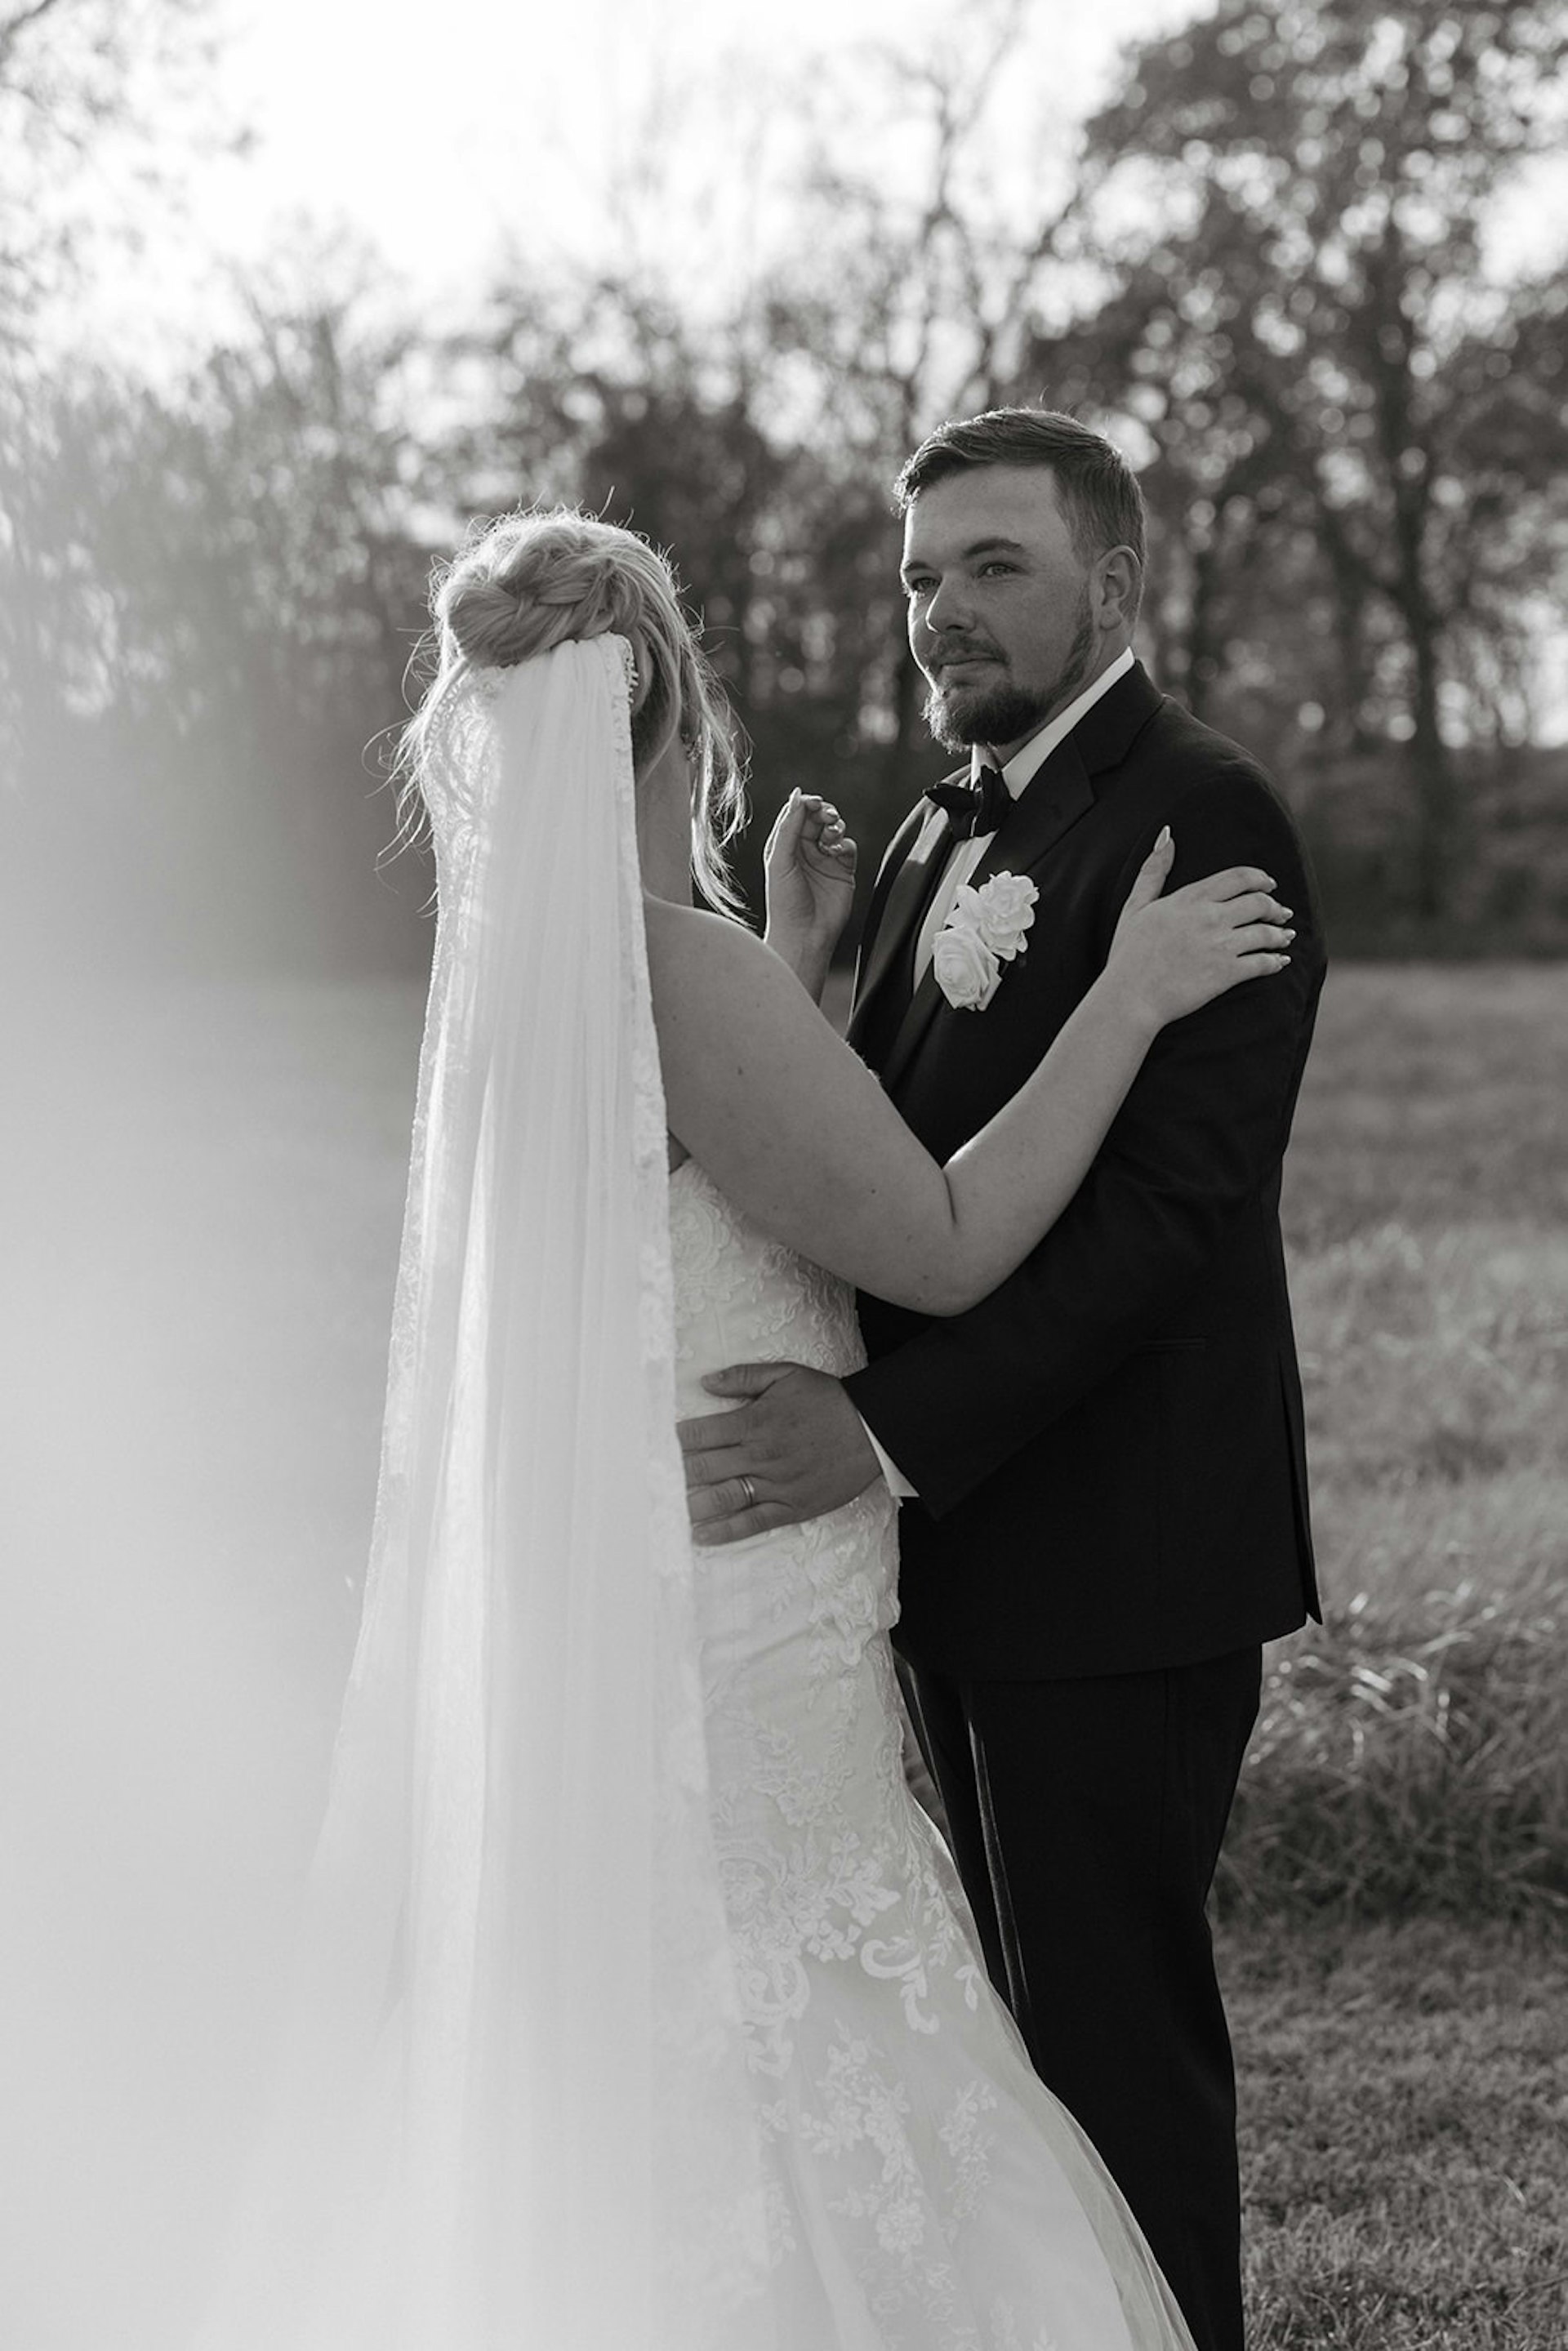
{"left": 670, "top": 1154, "right": 1197, "bottom": 2351}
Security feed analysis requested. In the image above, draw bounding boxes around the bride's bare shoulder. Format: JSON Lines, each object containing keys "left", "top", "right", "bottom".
{"left": 642, "top": 896, "right": 778, "bottom": 1008}
{"left": 643, "top": 893, "right": 757, "bottom": 951}
{"left": 642, "top": 892, "right": 750, "bottom": 954}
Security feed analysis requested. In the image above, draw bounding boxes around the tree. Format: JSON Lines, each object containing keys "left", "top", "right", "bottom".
{"left": 437, "top": 9, "right": 1090, "bottom": 887}
{"left": 755, "top": 2, "right": 1076, "bottom": 807}
{"left": 0, "top": 0, "right": 220, "bottom": 335}
{"left": 1060, "top": 0, "right": 1568, "bottom": 914}
{"left": 443, "top": 270, "right": 897, "bottom": 906}
{"left": 1, "top": 0, "right": 230, "bottom": 817}
{"left": 8, "top": 301, "right": 435, "bottom": 972}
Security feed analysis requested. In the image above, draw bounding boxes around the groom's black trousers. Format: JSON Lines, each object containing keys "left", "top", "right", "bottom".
{"left": 898, "top": 1645, "right": 1262, "bottom": 2351}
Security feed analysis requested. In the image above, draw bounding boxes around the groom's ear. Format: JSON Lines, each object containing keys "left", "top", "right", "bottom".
{"left": 1094, "top": 545, "right": 1143, "bottom": 635}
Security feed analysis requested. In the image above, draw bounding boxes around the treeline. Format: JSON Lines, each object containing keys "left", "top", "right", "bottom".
{"left": 4, "top": 0, "right": 1566, "bottom": 977}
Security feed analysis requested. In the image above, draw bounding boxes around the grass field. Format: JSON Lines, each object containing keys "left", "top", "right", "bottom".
{"left": 6, "top": 959, "right": 1565, "bottom": 2349}
{"left": 1231, "top": 1918, "right": 1566, "bottom": 2349}
{"left": 1223, "top": 965, "right": 1568, "bottom": 2349}
{"left": 1223, "top": 965, "right": 1568, "bottom": 1926}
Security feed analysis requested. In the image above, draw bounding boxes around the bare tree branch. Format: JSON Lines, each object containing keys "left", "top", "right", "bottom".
{"left": 0, "top": 0, "right": 72, "bottom": 81}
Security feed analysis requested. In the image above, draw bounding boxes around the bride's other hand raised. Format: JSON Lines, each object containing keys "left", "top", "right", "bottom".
{"left": 1107, "top": 828, "right": 1294, "bottom": 1032}
{"left": 764, "top": 790, "right": 858, "bottom": 1000}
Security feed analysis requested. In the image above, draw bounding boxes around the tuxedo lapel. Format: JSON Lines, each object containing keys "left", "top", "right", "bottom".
{"left": 972, "top": 737, "right": 1095, "bottom": 890}
{"left": 966, "top": 660, "right": 1162, "bottom": 897}
{"left": 848, "top": 802, "right": 956, "bottom": 1058}
{"left": 1061, "top": 657, "right": 1162, "bottom": 777}
{"left": 874, "top": 960, "right": 947, "bottom": 1095}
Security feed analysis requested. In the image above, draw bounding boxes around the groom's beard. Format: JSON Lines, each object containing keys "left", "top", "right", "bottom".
{"left": 923, "top": 596, "right": 1097, "bottom": 754}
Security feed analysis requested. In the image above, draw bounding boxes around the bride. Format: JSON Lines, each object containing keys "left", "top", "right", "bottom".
{"left": 195, "top": 509, "right": 1292, "bottom": 2351}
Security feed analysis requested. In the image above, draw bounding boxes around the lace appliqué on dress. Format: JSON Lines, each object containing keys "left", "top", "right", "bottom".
{"left": 669, "top": 1164, "right": 1027, "bottom": 2342}
{"left": 667, "top": 1159, "right": 1194, "bottom": 2348}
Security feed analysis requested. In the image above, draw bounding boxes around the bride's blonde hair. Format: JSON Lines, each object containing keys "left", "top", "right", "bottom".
{"left": 400, "top": 506, "right": 748, "bottom": 915}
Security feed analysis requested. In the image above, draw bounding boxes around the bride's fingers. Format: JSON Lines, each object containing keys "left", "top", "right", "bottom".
{"left": 1165, "top": 865, "right": 1277, "bottom": 910}
{"left": 1227, "top": 921, "right": 1296, "bottom": 955}
{"left": 765, "top": 790, "right": 807, "bottom": 859}
{"left": 800, "top": 806, "right": 858, "bottom": 870}
{"left": 781, "top": 797, "right": 829, "bottom": 851}
{"left": 1118, "top": 826, "right": 1175, "bottom": 919}
{"left": 1204, "top": 864, "right": 1277, "bottom": 902}
{"left": 1215, "top": 888, "right": 1292, "bottom": 928}
{"left": 1229, "top": 951, "right": 1293, "bottom": 984}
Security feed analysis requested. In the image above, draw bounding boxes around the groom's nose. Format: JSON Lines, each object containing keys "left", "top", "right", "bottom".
{"left": 922, "top": 572, "right": 976, "bottom": 636}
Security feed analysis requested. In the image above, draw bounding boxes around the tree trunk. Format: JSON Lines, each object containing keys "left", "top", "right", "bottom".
{"left": 1183, "top": 534, "right": 1225, "bottom": 720}
{"left": 883, "top": 642, "right": 924, "bottom": 786}
{"left": 1406, "top": 616, "right": 1460, "bottom": 920}
{"left": 1388, "top": 471, "right": 1457, "bottom": 919}
{"left": 1315, "top": 509, "right": 1378, "bottom": 755}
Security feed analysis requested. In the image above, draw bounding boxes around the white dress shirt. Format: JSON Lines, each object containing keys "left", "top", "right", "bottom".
{"left": 858, "top": 648, "right": 1136, "bottom": 1502}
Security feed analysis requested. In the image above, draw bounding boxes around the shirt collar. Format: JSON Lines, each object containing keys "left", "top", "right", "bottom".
{"left": 971, "top": 646, "right": 1135, "bottom": 798}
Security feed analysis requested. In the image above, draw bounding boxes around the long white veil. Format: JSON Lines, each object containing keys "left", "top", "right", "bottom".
{"left": 195, "top": 635, "right": 772, "bottom": 2349}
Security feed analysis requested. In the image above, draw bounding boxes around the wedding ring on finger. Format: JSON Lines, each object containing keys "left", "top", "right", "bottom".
{"left": 739, "top": 1474, "right": 759, "bottom": 1512}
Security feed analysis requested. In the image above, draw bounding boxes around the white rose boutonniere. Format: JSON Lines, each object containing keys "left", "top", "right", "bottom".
{"left": 970, "top": 871, "right": 1036, "bottom": 961}
{"left": 933, "top": 871, "right": 1038, "bottom": 1013}
{"left": 932, "top": 919, "right": 1001, "bottom": 1012}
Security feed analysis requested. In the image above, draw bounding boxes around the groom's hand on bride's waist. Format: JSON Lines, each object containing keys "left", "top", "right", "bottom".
{"left": 679, "top": 1363, "right": 880, "bottom": 1546}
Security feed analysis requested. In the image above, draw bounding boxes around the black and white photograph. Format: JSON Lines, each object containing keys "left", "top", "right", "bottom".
{"left": 2, "top": 0, "right": 1565, "bottom": 2344}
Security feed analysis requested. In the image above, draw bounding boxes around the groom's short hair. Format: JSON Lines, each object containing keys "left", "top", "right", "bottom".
{"left": 896, "top": 408, "right": 1147, "bottom": 572}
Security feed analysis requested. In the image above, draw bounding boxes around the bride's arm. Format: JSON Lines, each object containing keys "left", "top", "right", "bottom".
{"left": 645, "top": 837, "right": 1294, "bottom": 1316}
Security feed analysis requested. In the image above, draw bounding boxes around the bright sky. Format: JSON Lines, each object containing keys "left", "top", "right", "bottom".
{"left": 65, "top": 0, "right": 1562, "bottom": 372}
{"left": 84, "top": 0, "right": 1205, "bottom": 355}
{"left": 34, "top": 0, "right": 1557, "bottom": 364}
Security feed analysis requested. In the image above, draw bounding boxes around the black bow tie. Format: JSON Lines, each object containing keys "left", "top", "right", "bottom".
{"left": 926, "top": 764, "right": 1011, "bottom": 841}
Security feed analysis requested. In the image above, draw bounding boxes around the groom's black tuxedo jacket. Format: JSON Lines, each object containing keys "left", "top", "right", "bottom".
{"left": 843, "top": 661, "right": 1326, "bottom": 1682}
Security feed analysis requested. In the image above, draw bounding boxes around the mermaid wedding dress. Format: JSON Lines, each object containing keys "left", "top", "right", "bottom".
{"left": 671, "top": 1153, "right": 1196, "bottom": 2349}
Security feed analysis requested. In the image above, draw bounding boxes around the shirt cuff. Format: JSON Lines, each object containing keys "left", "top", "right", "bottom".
{"left": 857, "top": 1412, "right": 917, "bottom": 1501}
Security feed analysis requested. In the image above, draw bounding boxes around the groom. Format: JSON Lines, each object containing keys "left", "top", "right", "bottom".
{"left": 679, "top": 407, "right": 1325, "bottom": 2351}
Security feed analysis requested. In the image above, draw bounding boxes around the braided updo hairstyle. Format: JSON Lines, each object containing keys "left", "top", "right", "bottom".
{"left": 403, "top": 506, "right": 747, "bottom": 915}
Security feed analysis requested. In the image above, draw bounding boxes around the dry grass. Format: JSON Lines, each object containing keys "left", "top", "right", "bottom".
{"left": 1216, "top": 965, "right": 1568, "bottom": 1922}
{"left": 1214, "top": 966, "right": 1568, "bottom": 2346}
{"left": 1228, "top": 1920, "right": 1568, "bottom": 2350}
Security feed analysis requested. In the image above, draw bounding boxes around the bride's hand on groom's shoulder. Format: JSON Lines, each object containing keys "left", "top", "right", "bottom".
{"left": 764, "top": 789, "right": 858, "bottom": 962}
{"left": 1107, "top": 830, "right": 1296, "bottom": 1033}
